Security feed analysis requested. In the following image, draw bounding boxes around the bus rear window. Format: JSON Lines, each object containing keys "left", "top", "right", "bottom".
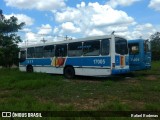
{"left": 115, "top": 38, "right": 128, "bottom": 55}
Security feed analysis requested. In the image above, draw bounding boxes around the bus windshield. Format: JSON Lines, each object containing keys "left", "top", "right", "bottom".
{"left": 128, "top": 43, "right": 139, "bottom": 55}
{"left": 115, "top": 37, "right": 128, "bottom": 55}
{"left": 19, "top": 50, "right": 26, "bottom": 62}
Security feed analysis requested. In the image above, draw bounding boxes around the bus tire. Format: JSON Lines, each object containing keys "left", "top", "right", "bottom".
{"left": 26, "top": 65, "right": 33, "bottom": 72}
{"left": 64, "top": 66, "right": 75, "bottom": 79}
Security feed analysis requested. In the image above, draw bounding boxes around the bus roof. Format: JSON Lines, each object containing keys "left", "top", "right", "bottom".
{"left": 128, "top": 39, "right": 148, "bottom": 43}
{"left": 20, "top": 34, "right": 126, "bottom": 48}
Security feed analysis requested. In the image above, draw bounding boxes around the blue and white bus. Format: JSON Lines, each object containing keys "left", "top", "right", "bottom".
{"left": 19, "top": 34, "right": 130, "bottom": 78}
{"left": 128, "top": 39, "right": 151, "bottom": 71}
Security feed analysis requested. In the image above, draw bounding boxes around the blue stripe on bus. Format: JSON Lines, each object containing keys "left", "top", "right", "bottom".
{"left": 20, "top": 58, "right": 51, "bottom": 66}
{"left": 20, "top": 56, "right": 130, "bottom": 68}
{"left": 20, "top": 57, "right": 111, "bottom": 67}
{"left": 125, "top": 56, "right": 129, "bottom": 65}
{"left": 65, "top": 57, "right": 111, "bottom": 67}
{"left": 112, "top": 69, "right": 130, "bottom": 75}
{"left": 115, "top": 56, "right": 120, "bottom": 66}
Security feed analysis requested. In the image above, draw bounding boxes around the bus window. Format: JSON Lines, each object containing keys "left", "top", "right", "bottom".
{"left": 27, "top": 47, "right": 35, "bottom": 58}
{"left": 128, "top": 43, "right": 139, "bottom": 55}
{"left": 55, "top": 44, "right": 67, "bottom": 57}
{"left": 68, "top": 42, "right": 82, "bottom": 57}
{"left": 44, "top": 45, "right": 54, "bottom": 57}
{"left": 115, "top": 38, "right": 128, "bottom": 55}
{"left": 35, "top": 46, "right": 43, "bottom": 58}
{"left": 144, "top": 40, "right": 151, "bottom": 52}
{"left": 20, "top": 50, "right": 26, "bottom": 62}
{"left": 83, "top": 40, "right": 100, "bottom": 56}
{"left": 101, "top": 39, "right": 110, "bottom": 55}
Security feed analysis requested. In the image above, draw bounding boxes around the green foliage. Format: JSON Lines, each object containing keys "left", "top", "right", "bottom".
{"left": 98, "top": 100, "right": 131, "bottom": 111}
{"left": 150, "top": 32, "right": 160, "bottom": 60}
{"left": 0, "top": 10, "right": 25, "bottom": 67}
{"left": 145, "top": 102, "right": 160, "bottom": 111}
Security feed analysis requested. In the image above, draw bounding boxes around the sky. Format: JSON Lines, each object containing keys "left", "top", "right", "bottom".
{"left": 1, "top": 0, "right": 160, "bottom": 45}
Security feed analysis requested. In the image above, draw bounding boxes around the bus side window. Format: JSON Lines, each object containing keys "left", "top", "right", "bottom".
{"left": 83, "top": 40, "right": 100, "bottom": 56}
{"left": 144, "top": 41, "right": 150, "bottom": 52}
{"left": 55, "top": 44, "right": 67, "bottom": 57}
{"left": 68, "top": 42, "right": 82, "bottom": 57}
{"left": 27, "top": 47, "right": 35, "bottom": 58}
{"left": 35, "top": 46, "right": 43, "bottom": 58}
{"left": 44, "top": 45, "right": 54, "bottom": 57}
{"left": 128, "top": 43, "right": 139, "bottom": 55}
{"left": 101, "top": 39, "right": 110, "bottom": 55}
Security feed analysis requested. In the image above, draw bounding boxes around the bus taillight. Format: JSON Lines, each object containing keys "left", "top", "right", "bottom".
{"left": 120, "top": 56, "right": 125, "bottom": 67}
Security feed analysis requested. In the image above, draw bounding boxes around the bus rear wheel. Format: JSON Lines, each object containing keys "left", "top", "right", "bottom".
{"left": 64, "top": 66, "right": 75, "bottom": 79}
{"left": 26, "top": 65, "right": 33, "bottom": 72}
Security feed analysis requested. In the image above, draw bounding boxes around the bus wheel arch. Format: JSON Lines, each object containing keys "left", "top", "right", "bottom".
{"left": 26, "top": 65, "right": 33, "bottom": 72}
{"left": 64, "top": 65, "right": 75, "bottom": 79}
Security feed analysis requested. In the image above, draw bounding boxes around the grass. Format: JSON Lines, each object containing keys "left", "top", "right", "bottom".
{"left": 0, "top": 61, "right": 160, "bottom": 120}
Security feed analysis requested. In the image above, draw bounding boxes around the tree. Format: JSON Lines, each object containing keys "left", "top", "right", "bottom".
{"left": 0, "top": 9, "right": 25, "bottom": 67}
{"left": 150, "top": 32, "right": 160, "bottom": 61}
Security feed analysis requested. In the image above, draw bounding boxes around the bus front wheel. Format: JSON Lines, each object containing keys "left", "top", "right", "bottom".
{"left": 26, "top": 65, "right": 33, "bottom": 72}
{"left": 64, "top": 66, "right": 75, "bottom": 79}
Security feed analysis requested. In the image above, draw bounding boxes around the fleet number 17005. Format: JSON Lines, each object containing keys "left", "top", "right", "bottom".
{"left": 93, "top": 59, "right": 105, "bottom": 65}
